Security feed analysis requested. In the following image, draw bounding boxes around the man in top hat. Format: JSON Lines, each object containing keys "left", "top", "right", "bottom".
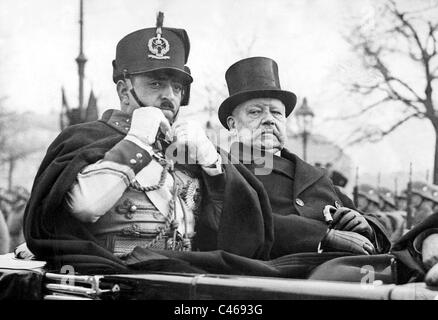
{"left": 22, "top": 16, "right": 279, "bottom": 272}
{"left": 206, "top": 56, "right": 438, "bottom": 285}
{"left": 212, "top": 56, "right": 391, "bottom": 258}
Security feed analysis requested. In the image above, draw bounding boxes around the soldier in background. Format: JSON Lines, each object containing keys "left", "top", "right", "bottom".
{"left": 0, "top": 186, "right": 29, "bottom": 252}
{"left": 0, "top": 188, "right": 13, "bottom": 253}
{"left": 429, "top": 184, "right": 438, "bottom": 214}
{"left": 356, "top": 184, "right": 404, "bottom": 242}
{"left": 0, "top": 208, "right": 10, "bottom": 254}
{"left": 7, "top": 186, "right": 28, "bottom": 251}
{"left": 356, "top": 184, "right": 381, "bottom": 214}
{"left": 377, "top": 186, "right": 406, "bottom": 242}
{"left": 395, "top": 190, "right": 408, "bottom": 211}
{"left": 410, "top": 181, "right": 435, "bottom": 226}
{"left": 377, "top": 187, "right": 397, "bottom": 212}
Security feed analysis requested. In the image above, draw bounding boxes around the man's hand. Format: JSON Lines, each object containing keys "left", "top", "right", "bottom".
{"left": 127, "top": 107, "right": 171, "bottom": 146}
{"left": 421, "top": 233, "right": 438, "bottom": 271}
{"left": 332, "top": 207, "right": 374, "bottom": 240}
{"left": 320, "top": 229, "right": 376, "bottom": 255}
{"left": 167, "top": 120, "right": 218, "bottom": 166}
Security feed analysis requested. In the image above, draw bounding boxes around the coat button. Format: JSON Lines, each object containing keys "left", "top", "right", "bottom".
{"left": 295, "top": 198, "right": 304, "bottom": 206}
{"left": 136, "top": 153, "right": 143, "bottom": 159}
{"left": 130, "top": 159, "right": 137, "bottom": 165}
{"left": 129, "top": 205, "right": 137, "bottom": 213}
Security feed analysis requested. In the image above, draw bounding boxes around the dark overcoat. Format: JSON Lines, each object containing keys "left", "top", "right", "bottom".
{"left": 197, "top": 145, "right": 390, "bottom": 258}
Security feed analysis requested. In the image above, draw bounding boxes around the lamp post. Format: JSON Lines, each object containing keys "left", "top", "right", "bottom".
{"left": 295, "top": 97, "right": 315, "bottom": 162}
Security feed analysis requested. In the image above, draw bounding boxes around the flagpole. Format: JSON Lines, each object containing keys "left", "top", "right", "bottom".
{"left": 76, "top": 0, "right": 87, "bottom": 120}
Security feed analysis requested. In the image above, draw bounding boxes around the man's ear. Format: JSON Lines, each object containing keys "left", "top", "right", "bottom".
{"left": 116, "top": 79, "right": 130, "bottom": 103}
{"left": 227, "top": 116, "right": 236, "bottom": 130}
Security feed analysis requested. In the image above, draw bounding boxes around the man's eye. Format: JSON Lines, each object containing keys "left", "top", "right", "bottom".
{"left": 173, "top": 83, "right": 183, "bottom": 92}
{"left": 249, "top": 110, "right": 261, "bottom": 115}
{"left": 150, "top": 82, "right": 162, "bottom": 88}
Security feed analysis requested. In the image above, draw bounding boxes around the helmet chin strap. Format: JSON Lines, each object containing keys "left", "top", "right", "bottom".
{"left": 130, "top": 87, "right": 146, "bottom": 108}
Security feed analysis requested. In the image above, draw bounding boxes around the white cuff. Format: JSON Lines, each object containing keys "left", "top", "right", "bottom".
{"left": 201, "top": 154, "right": 223, "bottom": 176}
{"left": 124, "top": 135, "right": 154, "bottom": 155}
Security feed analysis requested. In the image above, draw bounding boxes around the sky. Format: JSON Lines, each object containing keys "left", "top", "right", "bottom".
{"left": 0, "top": 0, "right": 437, "bottom": 186}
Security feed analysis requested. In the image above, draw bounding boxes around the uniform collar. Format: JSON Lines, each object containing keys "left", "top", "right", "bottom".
{"left": 100, "top": 109, "right": 132, "bottom": 134}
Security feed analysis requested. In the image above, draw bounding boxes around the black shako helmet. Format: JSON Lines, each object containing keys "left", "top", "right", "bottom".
{"left": 112, "top": 12, "right": 192, "bottom": 105}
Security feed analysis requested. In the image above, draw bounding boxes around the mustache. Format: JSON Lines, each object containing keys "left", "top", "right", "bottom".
{"left": 159, "top": 100, "right": 175, "bottom": 111}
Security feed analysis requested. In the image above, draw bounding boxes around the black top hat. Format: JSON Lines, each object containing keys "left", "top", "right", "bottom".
{"left": 218, "top": 57, "right": 297, "bottom": 128}
{"left": 112, "top": 14, "right": 192, "bottom": 85}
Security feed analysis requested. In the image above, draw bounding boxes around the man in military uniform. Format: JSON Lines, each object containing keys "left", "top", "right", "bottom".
{"left": 23, "top": 16, "right": 279, "bottom": 272}
{"left": 356, "top": 184, "right": 381, "bottom": 214}
{"left": 396, "top": 190, "right": 408, "bottom": 211}
{"left": 354, "top": 184, "right": 399, "bottom": 240}
{"left": 0, "top": 186, "right": 29, "bottom": 252}
{"left": 410, "top": 181, "right": 435, "bottom": 226}
{"left": 376, "top": 186, "right": 406, "bottom": 242}
{"left": 430, "top": 184, "right": 438, "bottom": 213}
{"left": 0, "top": 208, "right": 9, "bottom": 254}
{"left": 377, "top": 187, "right": 397, "bottom": 212}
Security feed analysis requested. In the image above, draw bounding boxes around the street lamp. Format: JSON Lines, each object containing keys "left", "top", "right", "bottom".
{"left": 295, "top": 97, "right": 315, "bottom": 162}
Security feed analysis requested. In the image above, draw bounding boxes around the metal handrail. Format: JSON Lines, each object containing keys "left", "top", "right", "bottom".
{"left": 96, "top": 273, "right": 438, "bottom": 300}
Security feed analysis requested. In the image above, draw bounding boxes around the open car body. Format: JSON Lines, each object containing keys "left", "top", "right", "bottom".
{"left": 1, "top": 253, "right": 437, "bottom": 300}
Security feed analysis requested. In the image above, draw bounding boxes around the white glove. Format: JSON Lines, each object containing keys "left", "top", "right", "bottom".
{"left": 166, "top": 120, "right": 218, "bottom": 166}
{"left": 126, "top": 107, "right": 171, "bottom": 146}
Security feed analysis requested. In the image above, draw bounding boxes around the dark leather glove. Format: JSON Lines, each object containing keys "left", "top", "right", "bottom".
{"left": 332, "top": 207, "right": 374, "bottom": 240}
{"left": 319, "top": 229, "right": 376, "bottom": 255}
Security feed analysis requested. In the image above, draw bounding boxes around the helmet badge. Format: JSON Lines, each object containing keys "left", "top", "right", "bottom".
{"left": 148, "top": 12, "right": 170, "bottom": 60}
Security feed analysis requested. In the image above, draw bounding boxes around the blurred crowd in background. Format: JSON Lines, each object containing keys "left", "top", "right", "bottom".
{"left": 324, "top": 161, "right": 438, "bottom": 244}
{"left": 0, "top": 186, "right": 29, "bottom": 254}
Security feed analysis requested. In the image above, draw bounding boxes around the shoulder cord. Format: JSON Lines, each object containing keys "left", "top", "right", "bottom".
{"left": 129, "top": 155, "right": 187, "bottom": 251}
{"left": 174, "top": 173, "right": 192, "bottom": 251}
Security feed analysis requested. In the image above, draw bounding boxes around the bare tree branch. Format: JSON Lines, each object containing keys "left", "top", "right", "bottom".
{"left": 388, "top": 76, "right": 425, "bottom": 102}
{"left": 346, "top": 112, "right": 420, "bottom": 146}
{"left": 391, "top": 4, "right": 427, "bottom": 58}
{"left": 327, "top": 96, "right": 391, "bottom": 121}
{"left": 345, "top": 0, "right": 438, "bottom": 182}
{"left": 348, "top": 82, "right": 385, "bottom": 95}
{"left": 426, "top": 22, "right": 438, "bottom": 56}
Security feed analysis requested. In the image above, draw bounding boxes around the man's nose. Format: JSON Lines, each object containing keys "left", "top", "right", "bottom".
{"left": 261, "top": 111, "right": 275, "bottom": 126}
{"left": 160, "top": 83, "right": 176, "bottom": 100}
